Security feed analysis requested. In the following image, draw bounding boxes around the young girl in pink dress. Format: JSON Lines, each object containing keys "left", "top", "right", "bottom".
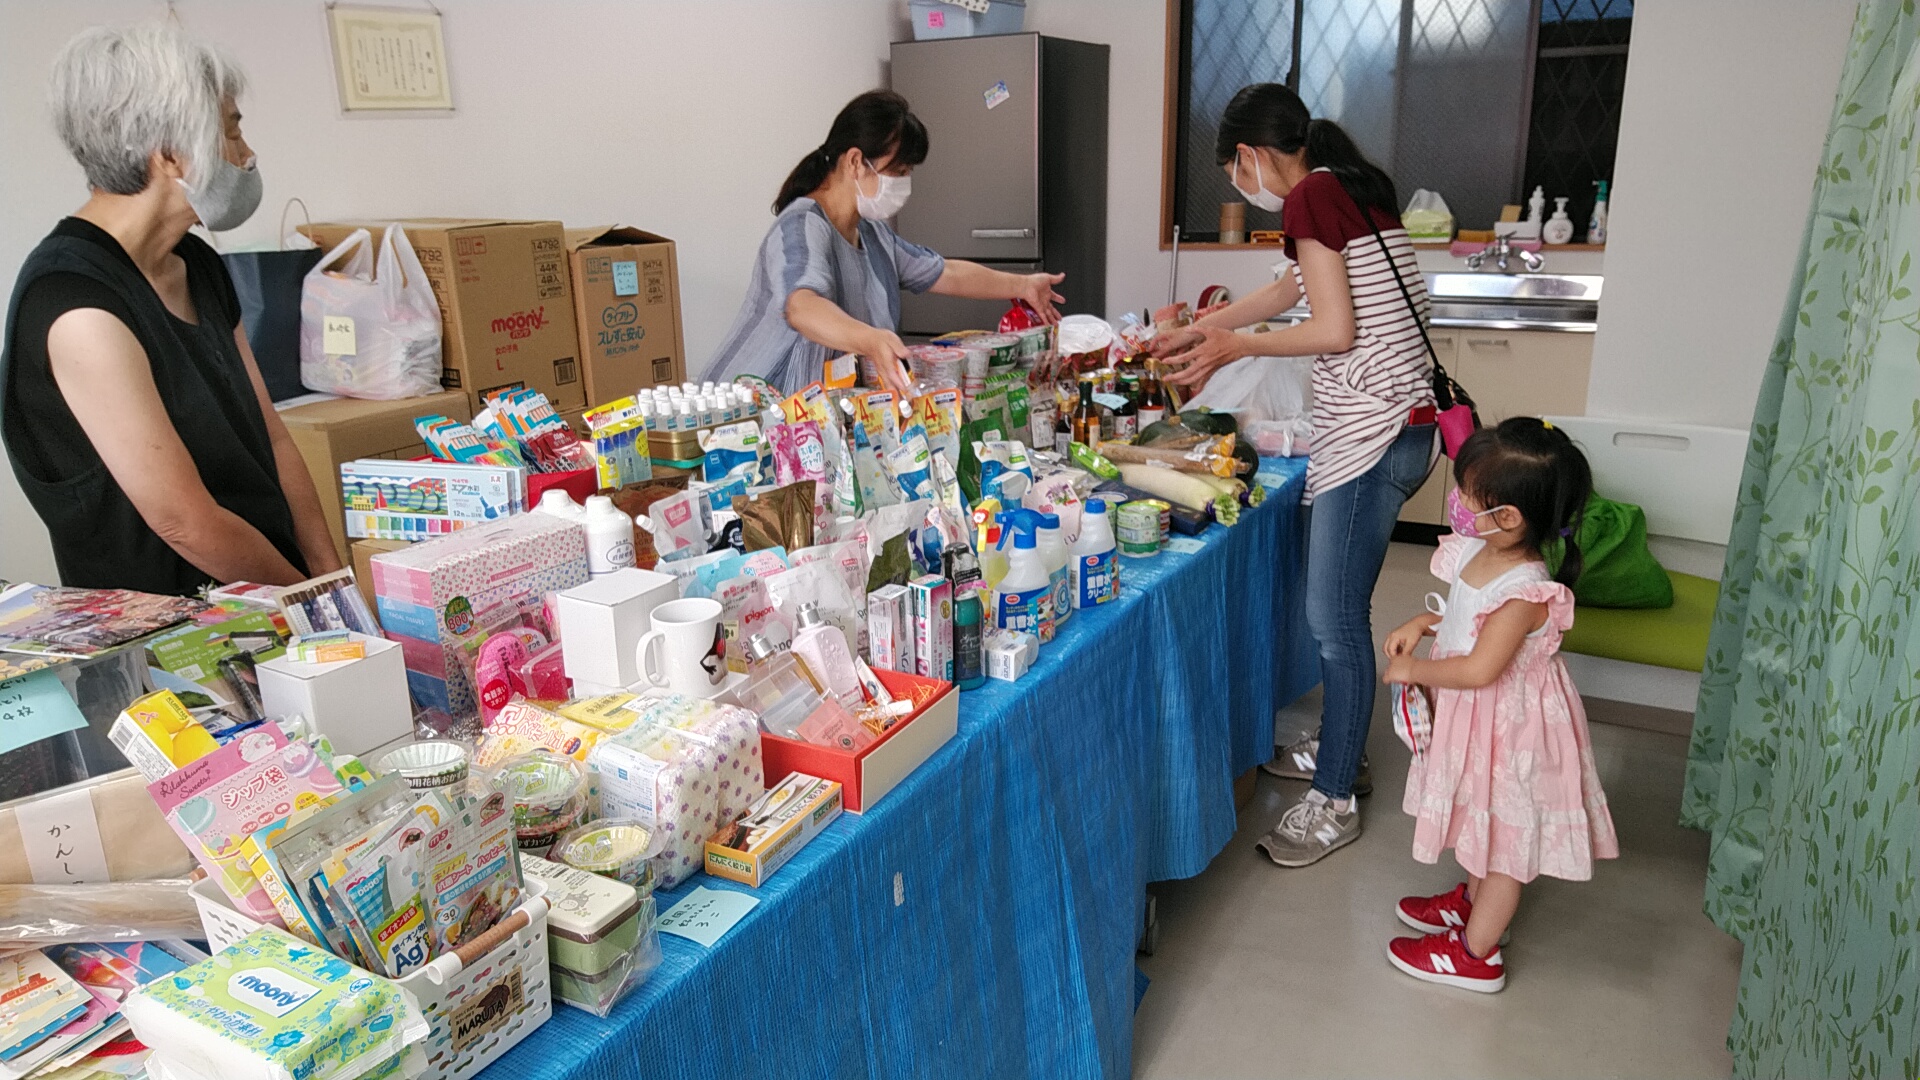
{"left": 1379, "top": 417, "right": 1618, "bottom": 993}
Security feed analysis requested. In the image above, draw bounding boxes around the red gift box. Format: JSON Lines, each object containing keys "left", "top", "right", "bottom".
{"left": 526, "top": 466, "right": 598, "bottom": 508}
{"left": 759, "top": 669, "right": 958, "bottom": 812}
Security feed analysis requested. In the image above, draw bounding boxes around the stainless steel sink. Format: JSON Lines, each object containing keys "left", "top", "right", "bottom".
{"left": 1271, "top": 272, "right": 1602, "bottom": 333}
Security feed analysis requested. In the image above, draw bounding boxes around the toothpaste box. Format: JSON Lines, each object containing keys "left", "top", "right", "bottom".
{"left": 907, "top": 574, "right": 952, "bottom": 682}
{"left": 866, "top": 584, "right": 910, "bottom": 674}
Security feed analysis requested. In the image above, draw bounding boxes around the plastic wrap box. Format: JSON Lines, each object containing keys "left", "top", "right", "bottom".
{"left": 370, "top": 514, "right": 589, "bottom": 717}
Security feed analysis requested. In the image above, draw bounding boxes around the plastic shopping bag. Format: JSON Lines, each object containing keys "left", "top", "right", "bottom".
{"left": 300, "top": 224, "right": 443, "bottom": 399}
{"left": 1401, "top": 189, "right": 1454, "bottom": 242}
{"left": 1185, "top": 354, "right": 1312, "bottom": 427}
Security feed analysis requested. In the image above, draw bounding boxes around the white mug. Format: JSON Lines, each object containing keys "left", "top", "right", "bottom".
{"left": 633, "top": 597, "right": 728, "bottom": 698}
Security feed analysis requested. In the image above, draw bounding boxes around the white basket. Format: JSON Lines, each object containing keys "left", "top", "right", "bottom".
{"left": 190, "top": 877, "right": 553, "bottom": 1080}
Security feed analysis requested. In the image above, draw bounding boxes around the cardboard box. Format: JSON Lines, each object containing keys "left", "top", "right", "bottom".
{"left": 257, "top": 632, "right": 411, "bottom": 756}
{"left": 565, "top": 227, "right": 686, "bottom": 404}
{"left": 703, "top": 773, "right": 842, "bottom": 888}
{"left": 279, "top": 389, "right": 471, "bottom": 564}
{"left": 554, "top": 568, "right": 679, "bottom": 693}
{"left": 908, "top": 574, "right": 953, "bottom": 682}
{"left": 867, "top": 585, "right": 910, "bottom": 674}
{"left": 760, "top": 669, "right": 957, "bottom": 812}
{"left": 303, "top": 219, "right": 584, "bottom": 412}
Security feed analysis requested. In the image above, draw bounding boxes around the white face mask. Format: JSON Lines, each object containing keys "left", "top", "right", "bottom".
{"left": 856, "top": 160, "right": 911, "bottom": 221}
{"left": 1232, "top": 150, "right": 1285, "bottom": 214}
{"left": 177, "top": 154, "right": 263, "bottom": 232}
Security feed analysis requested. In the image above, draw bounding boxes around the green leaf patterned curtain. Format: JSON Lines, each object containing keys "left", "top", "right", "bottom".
{"left": 1684, "top": 2, "right": 1920, "bottom": 1076}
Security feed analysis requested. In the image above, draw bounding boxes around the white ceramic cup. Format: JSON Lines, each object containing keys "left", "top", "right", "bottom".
{"left": 633, "top": 597, "right": 728, "bottom": 698}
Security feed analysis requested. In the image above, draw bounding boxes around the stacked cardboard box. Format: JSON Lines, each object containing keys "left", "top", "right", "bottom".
{"left": 564, "top": 227, "right": 686, "bottom": 404}
{"left": 278, "top": 389, "right": 470, "bottom": 565}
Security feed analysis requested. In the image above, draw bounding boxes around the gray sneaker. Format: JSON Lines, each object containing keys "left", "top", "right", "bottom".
{"left": 1260, "top": 735, "right": 1373, "bottom": 796}
{"left": 1256, "top": 789, "right": 1361, "bottom": 867}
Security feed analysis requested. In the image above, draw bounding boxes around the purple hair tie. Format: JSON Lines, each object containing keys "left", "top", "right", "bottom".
{"left": 1559, "top": 526, "right": 1575, "bottom": 538}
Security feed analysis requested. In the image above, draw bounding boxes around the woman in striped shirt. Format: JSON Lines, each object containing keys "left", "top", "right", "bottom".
{"left": 1156, "top": 83, "right": 1438, "bottom": 869}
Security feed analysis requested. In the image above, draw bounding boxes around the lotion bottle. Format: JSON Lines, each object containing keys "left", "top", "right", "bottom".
{"left": 1589, "top": 180, "right": 1610, "bottom": 245}
{"left": 789, "top": 602, "right": 863, "bottom": 708}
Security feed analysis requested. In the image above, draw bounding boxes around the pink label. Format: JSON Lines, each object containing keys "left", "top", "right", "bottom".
{"left": 927, "top": 9, "right": 945, "bottom": 27}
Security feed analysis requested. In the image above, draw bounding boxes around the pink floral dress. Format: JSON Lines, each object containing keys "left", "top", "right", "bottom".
{"left": 1402, "top": 535, "right": 1619, "bottom": 882}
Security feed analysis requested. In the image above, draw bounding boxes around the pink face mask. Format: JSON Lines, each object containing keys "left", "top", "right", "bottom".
{"left": 1446, "top": 487, "right": 1511, "bottom": 539}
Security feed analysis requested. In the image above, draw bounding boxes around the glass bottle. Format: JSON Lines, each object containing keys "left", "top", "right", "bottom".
{"left": 1138, "top": 360, "right": 1167, "bottom": 427}
{"left": 1071, "top": 374, "right": 1102, "bottom": 447}
{"left": 1113, "top": 374, "right": 1141, "bottom": 441}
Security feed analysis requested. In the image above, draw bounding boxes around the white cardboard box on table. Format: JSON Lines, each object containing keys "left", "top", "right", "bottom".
{"left": 556, "top": 568, "right": 679, "bottom": 693}
{"left": 257, "top": 632, "right": 410, "bottom": 755}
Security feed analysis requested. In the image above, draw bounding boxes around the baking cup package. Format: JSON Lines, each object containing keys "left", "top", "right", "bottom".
{"left": 122, "top": 928, "right": 428, "bottom": 1080}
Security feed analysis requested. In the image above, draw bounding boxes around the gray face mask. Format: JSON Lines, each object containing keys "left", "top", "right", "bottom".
{"left": 177, "top": 155, "right": 262, "bottom": 232}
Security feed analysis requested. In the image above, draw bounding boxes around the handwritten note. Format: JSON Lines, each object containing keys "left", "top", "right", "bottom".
{"left": 612, "top": 260, "right": 639, "bottom": 297}
{"left": 655, "top": 886, "right": 759, "bottom": 948}
{"left": 323, "top": 315, "right": 357, "bottom": 356}
{"left": 0, "top": 670, "right": 87, "bottom": 755}
{"left": 14, "top": 787, "right": 110, "bottom": 884}
{"left": 1165, "top": 536, "right": 1208, "bottom": 555}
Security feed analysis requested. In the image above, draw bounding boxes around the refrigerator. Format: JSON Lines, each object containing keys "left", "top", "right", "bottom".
{"left": 890, "top": 33, "right": 1109, "bottom": 335}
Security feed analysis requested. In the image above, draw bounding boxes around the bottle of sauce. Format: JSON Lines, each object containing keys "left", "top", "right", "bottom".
{"left": 1138, "top": 360, "right": 1167, "bottom": 427}
{"left": 1071, "top": 373, "right": 1102, "bottom": 448}
{"left": 1053, "top": 384, "right": 1074, "bottom": 456}
{"left": 1113, "top": 374, "right": 1141, "bottom": 441}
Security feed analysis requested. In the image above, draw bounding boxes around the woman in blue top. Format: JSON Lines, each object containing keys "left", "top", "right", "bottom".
{"left": 702, "top": 91, "right": 1064, "bottom": 397}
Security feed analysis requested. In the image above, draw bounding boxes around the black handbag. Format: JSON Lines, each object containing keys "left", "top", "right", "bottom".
{"left": 221, "top": 199, "right": 322, "bottom": 402}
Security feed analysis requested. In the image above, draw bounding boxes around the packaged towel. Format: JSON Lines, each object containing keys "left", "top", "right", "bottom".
{"left": 122, "top": 928, "right": 427, "bottom": 1080}
{"left": 587, "top": 697, "right": 762, "bottom": 888}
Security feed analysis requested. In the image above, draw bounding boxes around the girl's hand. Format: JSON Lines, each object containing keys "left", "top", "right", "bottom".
{"left": 1018, "top": 273, "right": 1066, "bottom": 323}
{"left": 1382, "top": 653, "right": 1417, "bottom": 686}
{"left": 1384, "top": 622, "right": 1426, "bottom": 659}
{"left": 1159, "top": 325, "right": 1247, "bottom": 391}
{"left": 1147, "top": 326, "right": 1201, "bottom": 359}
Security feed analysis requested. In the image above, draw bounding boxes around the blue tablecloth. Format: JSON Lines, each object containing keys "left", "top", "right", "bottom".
{"left": 495, "top": 458, "right": 1316, "bottom": 1080}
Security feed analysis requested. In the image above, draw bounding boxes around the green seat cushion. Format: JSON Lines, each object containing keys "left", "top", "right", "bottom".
{"left": 1561, "top": 571, "right": 1720, "bottom": 671}
{"left": 1546, "top": 495, "right": 1675, "bottom": 609}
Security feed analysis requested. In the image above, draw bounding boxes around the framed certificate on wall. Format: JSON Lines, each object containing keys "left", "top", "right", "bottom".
{"left": 325, "top": 4, "right": 454, "bottom": 113}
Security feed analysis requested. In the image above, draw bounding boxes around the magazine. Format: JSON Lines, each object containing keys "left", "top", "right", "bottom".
{"left": 0, "top": 585, "right": 206, "bottom": 676}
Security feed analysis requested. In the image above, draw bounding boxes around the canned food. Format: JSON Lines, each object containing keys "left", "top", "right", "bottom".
{"left": 1141, "top": 498, "right": 1172, "bottom": 537}
{"left": 1117, "top": 500, "right": 1162, "bottom": 558}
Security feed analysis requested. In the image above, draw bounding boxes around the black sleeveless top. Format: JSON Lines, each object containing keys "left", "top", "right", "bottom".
{"left": 1, "top": 218, "right": 306, "bottom": 595}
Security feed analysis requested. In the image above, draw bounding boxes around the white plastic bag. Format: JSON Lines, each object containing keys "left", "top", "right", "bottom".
{"left": 1185, "top": 354, "right": 1312, "bottom": 427}
{"left": 299, "top": 224, "right": 443, "bottom": 399}
{"left": 1401, "top": 189, "right": 1454, "bottom": 242}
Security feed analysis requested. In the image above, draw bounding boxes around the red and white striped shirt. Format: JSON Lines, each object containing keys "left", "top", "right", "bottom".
{"left": 1281, "top": 169, "right": 1437, "bottom": 502}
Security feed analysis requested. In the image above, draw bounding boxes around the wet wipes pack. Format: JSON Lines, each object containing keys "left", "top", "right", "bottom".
{"left": 122, "top": 928, "right": 426, "bottom": 1080}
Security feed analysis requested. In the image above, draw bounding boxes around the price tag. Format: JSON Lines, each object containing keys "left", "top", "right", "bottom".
{"left": 612, "top": 260, "right": 640, "bottom": 297}
{"left": 1165, "top": 536, "right": 1207, "bottom": 555}
{"left": 15, "top": 787, "right": 110, "bottom": 884}
{"left": 983, "top": 80, "right": 1010, "bottom": 109}
{"left": 655, "top": 885, "right": 759, "bottom": 947}
{"left": 0, "top": 669, "right": 87, "bottom": 755}
{"left": 323, "top": 315, "right": 357, "bottom": 356}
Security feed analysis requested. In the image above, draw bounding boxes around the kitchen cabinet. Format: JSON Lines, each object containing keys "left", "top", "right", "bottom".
{"left": 1397, "top": 329, "right": 1593, "bottom": 526}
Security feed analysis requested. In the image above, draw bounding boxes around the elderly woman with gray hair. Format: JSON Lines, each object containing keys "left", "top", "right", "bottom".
{"left": 1, "top": 22, "right": 338, "bottom": 595}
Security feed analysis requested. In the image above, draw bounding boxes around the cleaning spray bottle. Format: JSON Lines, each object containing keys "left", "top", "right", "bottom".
{"left": 992, "top": 522, "right": 1054, "bottom": 644}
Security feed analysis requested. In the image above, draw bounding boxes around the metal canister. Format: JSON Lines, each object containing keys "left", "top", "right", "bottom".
{"left": 1117, "top": 500, "right": 1162, "bottom": 558}
{"left": 1142, "top": 498, "right": 1172, "bottom": 538}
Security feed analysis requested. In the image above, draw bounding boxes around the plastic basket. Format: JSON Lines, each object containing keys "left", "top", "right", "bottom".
{"left": 190, "top": 877, "right": 553, "bottom": 1080}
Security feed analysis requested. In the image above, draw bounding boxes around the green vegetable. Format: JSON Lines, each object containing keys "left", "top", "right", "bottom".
{"left": 1213, "top": 493, "right": 1241, "bottom": 526}
{"left": 1246, "top": 483, "right": 1267, "bottom": 508}
{"left": 1116, "top": 462, "right": 1221, "bottom": 513}
{"left": 1069, "top": 442, "right": 1121, "bottom": 480}
{"left": 1179, "top": 409, "right": 1238, "bottom": 436}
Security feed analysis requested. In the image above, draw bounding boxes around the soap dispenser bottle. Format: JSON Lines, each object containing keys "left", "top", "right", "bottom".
{"left": 1543, "top": 197, "right": 1575, "bottom": 245}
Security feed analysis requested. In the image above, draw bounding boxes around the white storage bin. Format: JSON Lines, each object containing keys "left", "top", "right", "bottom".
{"left": 191, "top": 877, "right": 552, "bottom": 1080}
{"left": 908, "top": 0, "right": 1025, "bottom": 39}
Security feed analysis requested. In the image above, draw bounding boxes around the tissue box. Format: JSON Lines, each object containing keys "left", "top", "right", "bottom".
{"left": 370, "top": 514, "right": 589, "bottom": 717}
{"left": 257, "top": 633, "right": 410, "bottom": 756}
{"left": 555, "top": 568, "right": 679, "bottom": 693}
{"left": 122, "top": 928, "right": 425, "bottom": 1080}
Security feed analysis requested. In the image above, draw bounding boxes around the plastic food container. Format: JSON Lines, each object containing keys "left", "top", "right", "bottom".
{"left": 551, "top": 818, "right": 660, "bottom": 894}
{"left": 518, "top": 854, "right": 643, "bottom": 976}
{"left": 376, "top": 740, "right": 471, "bottom": 789}
{"left": 499, "top": 752, "right": 588, "bottom": 856}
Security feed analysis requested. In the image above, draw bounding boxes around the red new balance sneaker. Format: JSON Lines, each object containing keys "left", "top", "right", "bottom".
{"left": 1397, "top": 883, "right": 1473, "bottom": 934}
{"left": 1387, "top": 929, "right": 1506, "bottom": 993}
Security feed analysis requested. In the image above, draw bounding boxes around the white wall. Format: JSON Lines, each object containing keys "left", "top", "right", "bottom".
{"left": 0, "top": 0, "right": 906, "bottom": 584}
{"left": 1586, "top": 0, "right": 1855, "bottom": 429}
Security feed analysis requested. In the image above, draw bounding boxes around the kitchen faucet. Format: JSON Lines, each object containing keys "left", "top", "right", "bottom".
{"left": 1464, "top": 235, "right": 1545, "bottom": 273}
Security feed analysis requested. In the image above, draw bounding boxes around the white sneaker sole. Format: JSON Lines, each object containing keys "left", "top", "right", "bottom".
{"left": 1256, "top": 824, "right": 1360, "bottom": 868}
{"left": 1395, "top": 907, "right": 1454, "bottom": 935}
{"left": 1386, "top": 946, "right": 1506, "bottom": 993}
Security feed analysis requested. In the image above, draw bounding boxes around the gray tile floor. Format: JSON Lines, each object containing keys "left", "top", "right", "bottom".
{"left": 1132, "top": 543, "right": 1742, "bottom": 1079}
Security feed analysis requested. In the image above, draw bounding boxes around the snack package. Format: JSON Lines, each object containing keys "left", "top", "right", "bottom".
{"left": 587, "top": 698, "right": 762, "bottom": 888}
{"left": 148, "top": 728, "right": 345, "bottom": 923}
{"left": 424, "top": 781, "right": 521, "bottom": 951}
{"left": 266, "top": 776, "right": 421, "bottom": 963}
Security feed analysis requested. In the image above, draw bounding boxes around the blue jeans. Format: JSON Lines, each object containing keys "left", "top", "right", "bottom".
{"left": 1305, "top": 423, "right": 1437, "bottom": 801}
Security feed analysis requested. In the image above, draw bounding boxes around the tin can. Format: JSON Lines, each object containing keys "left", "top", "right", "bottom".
{"left": 1117, "top": 500, "right": 1162, "bottom": 558}
{"left": 1141, "top": 498, "right": 1172, "bottom": 538}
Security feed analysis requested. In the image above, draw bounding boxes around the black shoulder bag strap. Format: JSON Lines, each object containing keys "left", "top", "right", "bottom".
{"left": 1360, "top": 213, "right": 1473, "bottom": 415}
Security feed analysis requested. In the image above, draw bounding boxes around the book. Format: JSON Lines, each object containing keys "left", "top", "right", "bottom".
{"left": 0, "top": 952, "right": 90, "bottom": 1062}
{"left": 0, "top": 942, "right": 204, "bottom": 1080}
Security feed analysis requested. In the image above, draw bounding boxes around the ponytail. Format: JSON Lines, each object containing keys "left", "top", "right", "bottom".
{"left": 774, "top": 90, "right": 929, "bottom": 214}
{"left": 1215, "top": 83, "right": 1399, "bottom": 217}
